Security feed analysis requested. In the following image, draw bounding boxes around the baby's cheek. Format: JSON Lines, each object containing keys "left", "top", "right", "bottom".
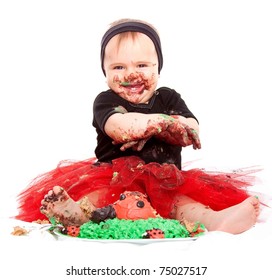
{"left": 113, "top": 75, "right": 121, "bottom": 84}
{"left": 144, "top": 72, "right": 157, "bottom": 90}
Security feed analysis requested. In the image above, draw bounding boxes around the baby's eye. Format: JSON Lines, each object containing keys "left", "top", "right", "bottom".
{"left": 113, "top": 65, "right": 124, "bottom": 70}
{"left": 137, "top": 64, "right": 147, "bottom": 68}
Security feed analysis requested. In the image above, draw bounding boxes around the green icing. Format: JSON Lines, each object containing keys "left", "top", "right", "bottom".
{"left": 78, "top": 218, "right": 204, "bottom": 240}
{"left": 114, "top": 105, "right": 128, "bottom": 114}
{"left": 49, "top": 217, "right": 57, "bottom": 225}
{"left": 159, "top": 114, "right": 175, "bottom": 122}
{"left": 120, "top": 82, "right": 130, "bottom": 86}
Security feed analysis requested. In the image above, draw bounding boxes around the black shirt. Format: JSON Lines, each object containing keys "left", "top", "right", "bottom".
{"left": 92, "top": 87, "right": 198, "bottom": 169}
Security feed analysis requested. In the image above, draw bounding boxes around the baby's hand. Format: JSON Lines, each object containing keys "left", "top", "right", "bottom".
{"left": 156, "top": 121, "right": 201, "bottom": 149}
{"left": 113, "top": 138, "right": 150, "bottom": 152}
{"left": 185, "top": 126, "right": 201, "bottom": 149}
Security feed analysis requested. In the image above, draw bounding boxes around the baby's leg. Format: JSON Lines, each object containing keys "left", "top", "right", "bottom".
{"left": 40, "top": 186, "right": 95, "bottom": 227}
{"left": 173, "top": 196, "right": 260, "bottom": 234}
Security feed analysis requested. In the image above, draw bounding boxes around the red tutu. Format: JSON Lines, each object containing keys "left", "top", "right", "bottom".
{"left": 15, "top": 156, "right": 259, "bottom": 222}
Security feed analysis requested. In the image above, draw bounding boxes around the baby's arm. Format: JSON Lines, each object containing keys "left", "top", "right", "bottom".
{"left": 104, "top": 112, "right": 201, "bottom": 150}
{"left": 104, "top": 112, "right": 170, "bottom": 145}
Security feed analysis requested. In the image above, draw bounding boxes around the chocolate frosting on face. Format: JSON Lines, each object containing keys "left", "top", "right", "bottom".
{"left": 100, "top": 21, "right": 163, "bottom": 76}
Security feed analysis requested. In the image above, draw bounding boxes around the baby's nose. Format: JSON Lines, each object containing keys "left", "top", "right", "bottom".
{"left": 124, "top": 72, "right": 140, "bottom": 81}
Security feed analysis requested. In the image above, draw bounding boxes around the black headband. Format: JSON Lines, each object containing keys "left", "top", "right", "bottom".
{"left": 100, "top": 21, "right": 163, "bottom": 76}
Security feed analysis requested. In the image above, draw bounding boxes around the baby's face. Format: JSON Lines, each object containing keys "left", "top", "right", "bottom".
{"left": 103, "top": 33, "right": 159, "bottom": 104}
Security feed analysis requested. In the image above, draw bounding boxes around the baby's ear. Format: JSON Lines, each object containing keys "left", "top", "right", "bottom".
{"left": 90, "top": 205, "right": 116, "bottom": 223}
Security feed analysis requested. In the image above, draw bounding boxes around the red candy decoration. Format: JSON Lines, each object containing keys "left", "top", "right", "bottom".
{"left": 66, "top": 226, "right": 80, "bottom": 237}
{"left": 143, "top": 228, "right": 165, "bottom": 239}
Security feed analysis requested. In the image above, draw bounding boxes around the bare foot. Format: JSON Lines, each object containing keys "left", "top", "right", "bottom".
{"left": 175, "top": 196, "right": 260, "bottom": 234}
{"left": 208, "top": 196, "right": 260, "bottom": 234}
{"left": 40, "top": 186, "right": 93, "bottom": 226}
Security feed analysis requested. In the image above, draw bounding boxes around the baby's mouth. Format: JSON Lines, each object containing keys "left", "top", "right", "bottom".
{"left": 120, "top": 82, "right": 145, "bottom": 94}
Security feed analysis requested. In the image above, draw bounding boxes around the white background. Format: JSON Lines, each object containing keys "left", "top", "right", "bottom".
{"left": 1, "top": 0, "right": 272, "bottom": 279}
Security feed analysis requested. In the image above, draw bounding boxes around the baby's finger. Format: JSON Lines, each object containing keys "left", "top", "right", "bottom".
{"left": 187, "top": 128, "right": 201, "bottom": 149}
{"left": 135, "top": 138, "right": 149, "bottom": 151}
{"left": 119, "top": 141, "right": 139, "bottom": 151}
{"left": 180, "top": 133, "right": 193, "bottom": 147}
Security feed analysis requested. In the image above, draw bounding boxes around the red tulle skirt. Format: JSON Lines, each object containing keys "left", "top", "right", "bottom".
{"left": 15, "top": 156, "right": 258, "bottom": 222}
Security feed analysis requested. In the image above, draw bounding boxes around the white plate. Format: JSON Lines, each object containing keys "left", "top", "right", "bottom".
{"left": 52, "top": 228, "right": 202, "bottom": 244}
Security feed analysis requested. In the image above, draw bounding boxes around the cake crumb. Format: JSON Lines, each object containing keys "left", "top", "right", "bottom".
{"left": 11, "top": 226, "right": 28, "bottom": 236}
{"left": 33, "top": 219, "right": 50, "bottom": 224}
{"left": 182, "top": 219, "right": 196, "bottom": 232}
{"left": 79, "top": 196, "right": 96, "bottom": 216}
